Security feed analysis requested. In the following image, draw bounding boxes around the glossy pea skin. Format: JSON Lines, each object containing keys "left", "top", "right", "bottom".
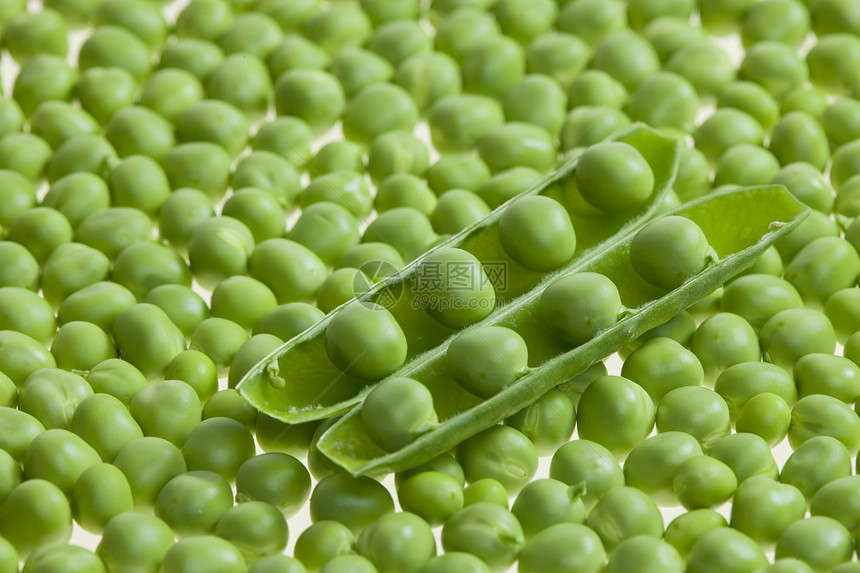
{"left": 227, "top": 334, "right": 284, "bottom": 390}
{"left": 0, "top": 479, "right": 70, "bottom": 558}
{"left": 721, "top": 274, "right": 804, "bottom": 333}
{"left": 23, "top": 428, "right": 101, "bottom": 500}
{"left": 456, "top": 425, "right": 537, "bottom": 494}
{"left": 576, "top": 141, "right": 654, "bottom": 213}
{"left": 29, "top": 101, "right": 99, "bottom": 150}
{"left": 96, "top": 0, "right": 166, "bottom": 50}
{"left": 395, "top": 51, "right": 462, "bottom": 115}
{"left": 3, "top": 8, "right": 68, "bottom": 64}
{"left": 394, "top": 452, "right": 465, "bottom": 490}
{"left": 299, "top": 171, "right": 373, "bottom": 218}
{"left": 248, "top": 555, "right": 306, "bottom": 573}
{"left": 207, "top": 53, "right": 272, "bottom": 115}
{"left": 664, "top": 39, "right": 735, "bottom": 97}
{"left": 575, "top": 375, "right": 653, "bottom": 457}
{"left": 462, "top": 35, "right": 525, "bottom": 99}
{"left": 775, "top": 516, "right": 853, "bottom": 572}
{"left": 735, "top": 392, "right": 791, "bottom": 446}
{"left": 287, "top": 202, "right": 360, "bottom": 266}
{"left": 673, "top": 456, "right": 737, "bottom": 510}
{"left": 294, "top": 520, "right": 355, "bottom": 571}
{"left": 112, "top": 242, "right": 192, "bottom": 301}
{"left": 741, "top": 0, "right": 809, "bottom": 48}
{"left": 176, "top": 99, "right": 249, "bottom": 158}
{"left": 113, "top": 437, "right": 187, "bottom": 509}
{"left": 83, "top": 358, "right": 146, "bottom": 407}
{"left": 161, "top": 141, "right": 233, "bottom": 201}
{"left": 760, "top": 308, "right": 837, "bottom": 371}
{"left": 447, "top": 327, "right": 528, "bottom": 398}
{"left": 780, "top": 436, "right": 852, "bottom": 500}
{"left": 175, "top": 0, "right": 234, "bottom": 41}
{"left": 428, "top": 94, "right": 504, "bottom": 154}
{"left": 367, "top": 131, "right": 429, "bottom": 184}
{"left": 70, "top": 462, "right": 133, "bottom": 534}
{"left": 181, "top": 417, "right": 255, "bottom": 481}
{"left": 375, "top": 174, "right": 437, "bottom": 216}
{"left": 330, "top": 48, "right": 394, "bottom": 100}
{"left": 18, "top": 369, "right": 91, "bottom": 431}
{"left": 785, "top": 237, "right": 860, "bottom": 309}
{"left": 414, "top": 248, "right": 496, "bottom": 329}
{"left": 419, "top": 552, "right": 489, "bottom": 573}
{"left": 539, "top": 272, "right": 621, "bottom": 348}
{"left": 189, "top": 317, "right": 248, "bottom": 371}
{"left": 463, "top": 479, "right": 509, "bottom": 509}
{"left": 310, "top": 474, "right": 394, "bottom": 534}
{"left": 201, "top": 389, "right": 257, "bottom": 429}
{"left": 708, "top": 432, "right": 779, "bottom": 483}
{"left": 505, "top": 388, "right": 575, "bottom": 456}
{"left": 771, "top": 162, "right": 834, "bottom": 213}
{"left": 549, "top": 440, "right": 623, "bottom": 512}
{"left": 252, "top": 116, "right": 313, "bottom": 169}
{"left": 253, "top": 302, "right": 324, "bottom": 342}
{"left": 768, "top": 112, "right": 830, "bottom": 173}
{"left": 218, "top": 11, "right": 281, "bottom": 59}
{"left": 794, "top": 353, "right": 860, "bottom": 403}
{"left": 426, "top": 155, "right": 490, "bottom": 195}
{"left": 498, "top": 195, "right": 575, "bottom": 272}
{"left": 441, "top": 502, "right": 524, "bottom": 572}
{"left": 806, "top": 33, "right": 860, "bottom": 96}
{"left": 21, "top": 543, "right": 105, "bottom": 573}
{"left": 13, "top": 55, "right": 77, "bottom": 118}
{"left": 113, "top": 303, "right": 187, "bottom": 380}
{"left": 397, "top": 471, "right": 464, "bottom": 525}
{"left": 362, "top": 207, "right": 436, "bottom": 262}
{"left": 835, "top": 175, "right": 860, "bottom": 218}
{"left": 0, "top": 169, "right": 36, "bottom": 228}
{"left": 738, "top": 41, "right": 808, "bottom": 100}
{"left": 155, "top": 471, "right": 234, "bottom": 537}
{"left": 663, "top": 509, "right": 727, "bottom": 559}
{"left": 685, "top": 527, "right": 767, "bottom": 573}
{"left": 301, "top": 3, "right": 371, "bottom": 57}
{"left": 694, "top": 108, "right": 764, "bottom": 164}
{"left": 356, "top": 511, "right": 435, "bottom": 573}
{"left": 730, "top": 476, "right": 806, "bottom": 545}
{"left": 690, "top": 312, "right": 760, "bottom": 384}
{"left": 714, "top": 143, "right": 780, "bottom": 187}
{"left": 714, "top": 362, "right": 797, "bottom": 424}
{"left": 78, "top": 25, "right": 152, "bottom": 82}
{"left": 0, "top": 286, "right": 56, "bottom": 343}
{"left": 159, "top": 536, "right": 246, "bottom": 573}
{"left": 325, "top": 302, "right": 407, "bottom": 381}
{"left": 342, "top": 83, "right": 419, "bottom": 145}
{"left": 822, "top": 97, "right": 860, "bottom": 150}
{"left": 187, "top": 217, "right": 255, "bottom": 290}
{"left": 273, "top": 69, "right": 344, "bottom": 134}
{"left": 108, "top": 155, "right": 171, "bottom": 216}
{"left": 621, "top": 337, "right": 704, "bottom": 403}
{"left": 517, "top": 522, "right": 606, "bottom": 573}
{"left": 624, "top": 431, "right": 703, "bottom": 505}
{"left": 657, "top": 386, "right": 731, "bottom": 449}
{"left": 130, "top": 379, "right": 201, "bottom": 447}
{"left": 510, "top": 478, "right": 586, "bottom": 539}
{"left": 8, "top": 207, "right": 73, "bottom": 266}
{"left": 789, "top": 394, "right": 860, "bottom": 455}
{"left": 361, "top": 377, "right": 437, "bottom": 452}
{"left": 97, "top": 512, "right": 175, "bottom": 573}
{"left": 502, "top": 75, "right": 566, "bottom": 138}
{"left": 0, "top": 330, "right": 56, "bottom": 388}
{"left": 215, "top": 501, "right": 288, "bottom": 562}
{"left": 824, "top": 288, "right": 860, "bottom": 343}
{"left": 145, "top": 286, "right": 210, "bottom": 341}
{"left": 586, "top": 486, "right": 663, "bottom": 552}
{"left": 70, "top": 393, "right": 142, "bottom": 462}
{"left": 211, "top": 276, "right": 277, "bottom": 332}
{"left": 476, "top": 166, "right": 541, "bottom": 209}
{"left": 75, "top": 206, "right": 153, "bottom": 261}
{"left": 810, "top": 475, "right": 860, "bottom": 532}
{"left": 159, "top": 38, "right": 224, "bottom": 83}
{"left": 430, "top": 190, "right": 490, "bottom": 235}
{"left": 718, "top": 80, "right": 780, "bottom": 133}
{"left": 628, "top": 71, "right": 699, "bottom": 132}
{"left": 231, "top": 151, "right": 302, "bottom": 209}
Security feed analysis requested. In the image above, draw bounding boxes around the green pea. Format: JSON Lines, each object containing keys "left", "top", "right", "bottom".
{"left": 113, "top": 436, "right": 187, "bottom": 509}
{"left": 766, "top": 113, "right": 830, "bottom": 172}
{"left": 665, "top": 40, "right": 735, "bottom": 96}
{"left": 356, "top": 511, "right": 435, "bottom": 573}
{"left": 395, "top": 52, "right": 462, "bottom": 114}
{"left": 623, "top": 431, "right": 703, "bottom": 505}
{"left": 430, "top": 190, "right": 490, "bottom": 235}
{"left": 394, "top": 452, "right": 465, "bottom": 490}
{"left": 301, "top": 3, "right": 371, "bottom": 56}
{"left": 366, "top": 131, "right": 428, "bottom": 185}
{"left": 0, "top": 372, "right": 16, "bottom": 408}
{"left": 182, "top": 417, "right": 255, "bottom": 481}
{"left": 476, "top": 166, "right": 541, "bottom": 209}
{"left": 462, "top": 478, "right": 508, "bottom": 508}
{"left": 361, "top": 377, "right": 437, "bottom": 452}
{"left": 478, "top": 122, "right": 557, "bottom": 174}
{"left": 211, "top": 277, "right": 277, "bottom": 332}
{"left": 47, "top": 133, "right": 119, "bottom": 183}
{"left": 413, "top": 247, "right": 496, "bottom": 328}
{"left": 13, "top": 55, "right": 77, "bottom": 117}
{"left": 146, "top": 285, "right": 211, "bottom": 339}
{"left": 70, "top": 462, "right": 133, "bottom": 534}
{"left": 760, "top": 308, "right": 837, "bottom": 371}
{"left": 326, "top": 301, "right": 407, "bottom": 381}
{"left": 97, "top": 512, "right": 174, "bottom": 573}
{"left": 248, "top": 555, "right": 306, "bottom": 573}
{"left": 187, "top": 217, "right": 255, "bottom": 289}
{"left": 741, "top": 0, "right": 810, "bottom": 47}
{"left": 717, "top": 81, "right": 779, "bottom": 134}
{"left": 0, "top": 169, "right": 36, "bottom": 228}
{"left": 130, "top": 379, "right": 201, "bottom": 446}
{"left": 775, "top": 209, "right": 840, "bottom": 263}
{"left": 586, "top": 486, "right": 663, "bottom": 552}
{"left": 308, "top": 141, "right": 365, "bottom": 179}
{"left": 566, "top": 71, "right": 627, "bottom": 111}
{"left": 113, "top": 303, "right": 187, "bottom": 379}
{"left": 96, "top": 0, "right": 166, "bottom": 49}
{"left": 0, "top": 97, "right": 24, "bottom": 141}
{"left": 156, "top": 189, "right": 213, "bottom": 251}
{"left": 218, "top": 11, "right": 281, "bottom": 58}
{"left": 155, "top": 471, "right": 235, "bottom": 537}
{"left": 202, "top": 389, "right": 258, "bottom": 429}
{"left": 540, "top": 273, "right": 621, "bottom": 347}
{"left": 505, "top": 388, "right": 575, "bottom": 456}
{"left": 253, "top": 302, "right": 325, "bottom": 341}
{"left": 294, "top": 520, "right": 355, "bottom": 571}
{"left": 807, "top": 33, "right": 860, "bottom": 95}
{"left": 785, "top": 237, "right": 860, "bottom": 309}
{"left": 310, "top": 474, "right": 394, "bottom": 534}
{"left": 673, "top": 456, "right": 737, "bottom": 510}
{"left": 781, "top": 84, "right": 828, "bottom": 118}
{"left": 810, "top": 0, "right": 860, "bottom": 36}
{"left": 780, "top": 436, "right": 852, "bottom": 500}
{"left": 320, "top": 555, "right": 376, "bottom": 573}
{"left": 112, "top": 242, "right": 192, "bottom": 301}
{"left": 42, "top": 173, "right": 108, "bottom": 230}
{"left": 730, "top": 475, "right": 806, "bottom": 544}
{"left": 363, "top": 208, "right": 435, "bottom": 262}
{"left": 0, "top": 479, "right": 71, "bottom": 559}
{"left": 175, "top": 0, "right": 234, "bottom": 40}
{"left": 714, "top": 143, "right": 781, "bottom": 187}
{"left": 576, "top": 141, "right": 654, "bottom": 212}
{"left": 29, "top": 542, "right": 114, "bottom": 573}
{"left": 273, "top": 69, "right": 345, "bottom": 134}
{"left": 550, "top": 440, "right": 622, "bottom": 511}
{"left": 456, "top": 425, "right": 537, "bottom": 494}
{"left": 685, "top": 528, "right": 768, "bottom": 573}
{"left": 23, "top": 428, "right": 100, "bottom": 495}
{"left": 721, "top": 274, "right": 804, "bottom": 333}
{"left": 130, "top": 70, "right": 202, "bottom": 131}
{"left": 820, "top": 98, "right": 860, "bottom": 152}
{"left": 162, "top": 141, "right": 232, "bottom": 200}
{"left": 591, "top": 30, "right": 661, "bottom": 91}
{"left": 708, "top": 432, "right": 779, "bottom": 482}
{"left": 176, "top": 99, "right": 249, "bottom": 157}
{"left": 231, "top": 151, "right": 302, "bottom": 209}
{"left": 0, "top": 407, "right": 43, "bottom": 461}
{"left": 70, "top": 393, "right": 142, "bottom": 463}
{"left": 342, "top": 83, "right": 418, "bottom": 144}
{"left": 0, "top": 330, "right": 56, "bottom": 387}
{"left": 462, "top": 35, "right": 525, "bottom": 99}
{"left": 8, "top": 207, "right": 72, "bottom": 266}
{"left": 524, "top": 33, "right": 589, "bottom": 92}
{"left": 441, "top": 502, "right": 524, "bottom": 572}
{"left": 490, "top": 0, "right": 553, "bottom": 43}
{"left": 397, "top": 472, "right": 463, "bottom": 525}
{"left": 690, "top": 312, "right": 760, "bottom": 384}
{"left": 29, "top": 101, "right": 99, "bottom": 150}
{"left": 426, "top": 156, "right": 488, "bottom": 196}
{"left": 771, "top": 162, "right": 834, "bottom": 213}
{"left": 3, "top": 8, "right": 67, "bottom": 64}
{"left": 643, "top": 16, "right": 706, "bottom": 63}
{"left": 735, "top": 392, "right": 791, "bottom": 446}
{"left": 810, "top": 475, "right": 860, "bottom": 532}
{"left": 793, "top": 353, "right": 860, "bottom": 403}
{"left": 251, "top": 116, "right": 313, "bottom": 169}
{"left": 0, "top": 287, "right": 54, "bottom": 343}
{"left": 248, "top": 238, "right": 328, "bottom": 304}
{"left": 608, "top": 536, "right": 684, "bottom": 573}
{"left": 501, "top": 76, "right": 566, "bottom": 139}
{"left": 434, "top": 8, "right": 500, "bottom": 64}
{"left": 574, "top": 375, "right": 653, "bottom": 456}
{"left": 190, "top": 317, "right": 248, "bottom": 370}
{"left": 206, "top": 54, "right": 272, "bottom": 116}
{"left": 267, "top": 34, "right": 330, "bottom": 78}
{"left": 775, "top": 516, "right": 853, "bottom": 572}
{"left": 215, "top": 501, "right": 288, "bottom": 562}
{"left": 298, "top": 170, "right": 372, "bottom": 218}
{"left": 713, "top": 362, "right": 796, "bottom": 424}
{"left": 557, "top": 0, "right": 626, "bottom": 44}
{"left": 658, "top": 386, "right": 731, "bottom": 448}
{"left": 375, "top": 174, "right": 436, "bottom": 217}
{"left": 836, "top": 175, "right": 860, "bottom": 217}
{"left": 663, "top": 509, "right": 727, "bottom": 559}
{"left": 428, "top": 94, "right": 504, "bottom": 154}
{"left": 628, "top": 71, "right": 699, "bottom": 132}
{"left": 235, "top": 452, "right": 310, "bottom": 517}
{"left": 446, "top": 327, "right": 527, "bottom": 398}
{"left": 159, "top": 535, "right": 245, "bottom": 573}
{"left": 419, "top": 553, "right": 489, "bottom": 573}
{"left": 694, "top": 108, "right": 764, "bottom": 163}
{"left": 83, "top": 358, "right": 147, "bottom": 406}
{"left": 330, "top": 48, "right": 393, "bottom": 101}
{"left": 789, "top": 394, "right": 860, "bottom": 454}
{"left": 510, "top": 478, "right": 585, "bottom": 539}
{"left": 159, "top": 38, "right": 225, "bottom": 81}
{"left": 621, "top": 337, "right": 704, "bottom": 403}
{"left": 78, "top": 25, "right": 152, "bottom": 81}
{"left": 18, "top": 369, "right": 91, "bottom": 431}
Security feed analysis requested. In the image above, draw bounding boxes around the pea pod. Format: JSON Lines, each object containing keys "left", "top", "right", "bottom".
{"left": 238, "top": 124, "right": 680, "bottom": 422}
{"left": 316, "top": 184, "right": 809, "bottom": 476}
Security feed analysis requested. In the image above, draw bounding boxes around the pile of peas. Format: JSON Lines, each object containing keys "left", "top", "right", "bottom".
{"left": 0, "top": 0, "right": 859, "bottom": 571}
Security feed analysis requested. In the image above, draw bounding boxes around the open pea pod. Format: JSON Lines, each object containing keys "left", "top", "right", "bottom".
{"left": 316, "top": 185, "right": 810, "bottom": 476}
{"left": 237, "top": 124, "right": 679, "bottom": 423}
